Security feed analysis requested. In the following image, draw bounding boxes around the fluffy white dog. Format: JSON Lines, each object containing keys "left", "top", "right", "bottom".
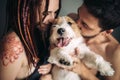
{"left": 48, "top": 16, "right": 114, "bottom": 80}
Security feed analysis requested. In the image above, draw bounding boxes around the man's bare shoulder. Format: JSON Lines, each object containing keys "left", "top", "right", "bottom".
{"left": 0, "top": 31, "right": 25, "bottom": 66}
{"left": 113, "top": 44, "right": 120, "bottom": 57}
{"left": 105, "top": 44, "right": 120, "bottom": 80}
{"left": 116, "top": 44, "right": 120, "bottom": 49}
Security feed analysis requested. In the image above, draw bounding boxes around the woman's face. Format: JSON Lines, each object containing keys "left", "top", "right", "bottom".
{"left": 37, "top": 0, "right": 60, "bottom": 29}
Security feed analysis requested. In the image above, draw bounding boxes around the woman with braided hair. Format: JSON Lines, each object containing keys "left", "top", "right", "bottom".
{"left": 0, "top": 0, "right": 61, "bottom": 80}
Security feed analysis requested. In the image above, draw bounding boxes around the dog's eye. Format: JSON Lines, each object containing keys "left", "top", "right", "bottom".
{"left": 67, "top": 22, "right": 72, "bottom": 26}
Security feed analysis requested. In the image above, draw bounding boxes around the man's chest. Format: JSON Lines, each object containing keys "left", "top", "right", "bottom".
{"left": 88, "top": 43, "right": 111, "bottom": 61}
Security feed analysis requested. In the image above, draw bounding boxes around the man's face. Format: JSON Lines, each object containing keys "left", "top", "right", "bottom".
{"left": 77, "top": 5, "right": 102, "bottom": 39}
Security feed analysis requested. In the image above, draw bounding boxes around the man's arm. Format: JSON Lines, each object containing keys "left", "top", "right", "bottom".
{"left": 105, "top": 45, "right": 120, "bottom": 80}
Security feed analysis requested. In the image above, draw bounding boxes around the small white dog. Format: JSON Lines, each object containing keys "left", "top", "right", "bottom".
{"left": 48, "top": 16, "right": 114, "bottom": 80}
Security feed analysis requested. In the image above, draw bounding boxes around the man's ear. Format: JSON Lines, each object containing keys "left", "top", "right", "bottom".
{"left": 101, "top": 29, "right": 114, "bottom": 35}
{"left": 106, "top": 29, "right": 114, "bottom": 34}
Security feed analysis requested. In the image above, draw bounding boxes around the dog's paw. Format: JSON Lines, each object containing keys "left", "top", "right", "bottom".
{"left": 59, "top": 58, "right": 71, "bottom": 66}
{"left": 100, "top": 67, "right": 115, "bottom": 76}
{"left": 99, "top": 62, "right": 115, "bottom": 76}
{"left": 48, "top": 57, "right": 54, "bottom": 64}
{"left": 57, "top": 53, "right": 73, "bottom": 66}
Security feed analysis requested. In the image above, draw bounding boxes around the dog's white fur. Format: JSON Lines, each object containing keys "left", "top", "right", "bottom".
{"left": 48, "top": 16, "right": 114, "bottom": 80}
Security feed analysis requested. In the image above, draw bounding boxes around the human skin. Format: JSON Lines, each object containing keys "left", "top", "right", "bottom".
{"left": 37, "top": 0, "right": 59, "bottom": 75}
{"left": 0, "top": 0, "right": 60, "bottom": 80}
{"left": 67, "top": 4, "right": 120, "bottom": 80}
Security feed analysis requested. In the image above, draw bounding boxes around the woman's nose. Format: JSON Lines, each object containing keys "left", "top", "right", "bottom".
{"left": 49, "top": 13, "right": 55, "bottom": 22}
{"left": 43, "top": 13, "right": 55, "bottom": 24}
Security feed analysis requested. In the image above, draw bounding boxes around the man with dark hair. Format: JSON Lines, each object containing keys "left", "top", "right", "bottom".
{"left": 68, "top": 0, "right": 120, "bottom": 80}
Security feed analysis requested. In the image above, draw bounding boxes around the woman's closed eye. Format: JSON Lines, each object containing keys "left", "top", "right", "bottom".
{"left": 42, "top": 11, "right": 52, "bottom": 16}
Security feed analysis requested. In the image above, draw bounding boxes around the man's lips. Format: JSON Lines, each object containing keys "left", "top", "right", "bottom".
{"left": 56, "top": 37, "right": 71, "bottom": 47}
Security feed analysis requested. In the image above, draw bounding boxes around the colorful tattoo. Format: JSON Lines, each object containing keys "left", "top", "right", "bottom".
{"left": 0, "top": 32, "right": 24, "bottom": 66}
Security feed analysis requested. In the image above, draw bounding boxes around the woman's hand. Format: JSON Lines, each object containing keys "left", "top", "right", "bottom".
{"left": 38, "top": 63, "right": 52, "bottom": 75}
{"left": 40, "top": 74, "right": 52, "bottom": 80}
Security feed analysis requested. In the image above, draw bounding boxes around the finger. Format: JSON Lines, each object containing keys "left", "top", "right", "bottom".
{"left": 39, "top": 66, "right": 48, "bottom": 69}
{"left": 38, "top": 66, "right": 51, "bottom": 73}
{"left": 38, "top": 68, "right": 49, "bottom": 71}
{"left": 105, "top": 34, "right": 118, "bottom": 42}
{"left": 69, "top": 47, "right": 80, "bottom": 57}
{"left": 38, "top": 69, "right": 49, "bottom": 75}
{"left": 38, "top": 69, "right": 49, "bottom": 73}
{"left": 39, "top": 71, "right": 48, "bottom": 75}
{"left": 40, "top": 64, "right": 52, "bottom": 68}
{"left": 75, "top": 47, "right": 81, "bottom": 55}
{"left": 70, "top": 48, "right": 81, "bottom": 64}
{"left": 39, "top": 66, "right": 51, "bottom": 71}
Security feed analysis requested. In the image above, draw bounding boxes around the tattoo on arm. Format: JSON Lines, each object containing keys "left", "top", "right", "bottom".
{"left": 0, "top": 32, "right": 24, "bottom": 66}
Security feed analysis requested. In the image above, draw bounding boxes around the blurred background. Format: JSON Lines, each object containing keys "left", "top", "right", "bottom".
{"left": 0, "top": 0, "right": 120, "bottom": 42}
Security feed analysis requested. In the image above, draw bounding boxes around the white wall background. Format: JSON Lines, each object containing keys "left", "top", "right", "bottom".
{"left": 59, "top": 0, "right": 83, "bottom": 16}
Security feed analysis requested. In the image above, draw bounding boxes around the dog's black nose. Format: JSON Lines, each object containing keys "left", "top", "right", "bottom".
{"left": 57, "top": 28, "right": 65, "bottom": 36}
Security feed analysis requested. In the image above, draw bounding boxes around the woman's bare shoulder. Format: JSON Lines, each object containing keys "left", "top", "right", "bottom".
{"left": 0, "top": 31, "right": 25, "bottom": 66}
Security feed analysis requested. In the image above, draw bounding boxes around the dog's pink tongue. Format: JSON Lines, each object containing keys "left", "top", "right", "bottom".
{"left": 57, "top": 39, "right": 63, "bottom": 47}
{"left": 57, "top": 38, "right": 69, "bottom": 47}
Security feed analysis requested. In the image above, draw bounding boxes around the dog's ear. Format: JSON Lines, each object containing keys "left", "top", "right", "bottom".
{"left": 65, "top": 16, "right": 75, "bottom": 24}
{"left": 53, "top": 17, "right": 62, "bottom": 25}
{"left": 65, "top": 16, "right": 82, "bottom": 38}
{"left": 67, "top": 13, "right": 78, "bottom": 22}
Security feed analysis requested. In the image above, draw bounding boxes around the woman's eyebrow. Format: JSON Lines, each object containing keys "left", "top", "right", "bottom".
{"left": 48, "top": 9, "right": 59, "bottom": 13}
